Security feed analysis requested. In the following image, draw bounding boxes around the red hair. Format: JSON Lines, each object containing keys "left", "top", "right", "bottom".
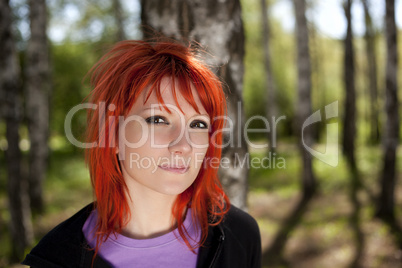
{"left": 84, "top": 40, "right": 230, "bottom": 257}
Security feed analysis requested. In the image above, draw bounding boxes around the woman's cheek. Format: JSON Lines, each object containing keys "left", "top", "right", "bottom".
{"left": 188, "top": 131, "right": 209, "bottom": 149}
{"left": 150, "top": 128, "right": 172, "bottom": 147}
{"left": 123, "top": 121, "right": 147, "bottom": 144}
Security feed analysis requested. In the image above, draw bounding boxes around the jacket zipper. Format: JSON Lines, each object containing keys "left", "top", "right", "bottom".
{"left": 208, "top": 226, "right": 225, "bottom": 268}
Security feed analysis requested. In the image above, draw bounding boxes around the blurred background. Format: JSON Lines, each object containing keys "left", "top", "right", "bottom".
{"left": 0, "top": 0, "right": 401, "bottom": 267}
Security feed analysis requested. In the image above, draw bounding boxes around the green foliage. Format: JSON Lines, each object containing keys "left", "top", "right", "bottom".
{"left": 249, "top": 146, "right": 300, "bottom": 195}
{"left": 242, "top": 0, "right": 265, "bottom": 120}
{"left": 50, "top": 41, "right": 102, "bottom": 151}
{"left": 51, "top": 42, "right": 86, "bottom": 132}
{"left": 74, "top": 0, "right": 119, "bottom": 42}
{"left": 45, "top": 151, "right": 92, "bottom": 212}
{"left": 242, "top": 0, "right": 297, "bottom": 140}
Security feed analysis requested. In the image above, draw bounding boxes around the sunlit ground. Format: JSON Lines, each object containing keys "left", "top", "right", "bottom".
{"left": 0, "top": 143, "right": 401, "bottom": 268}
{"left": 249, "top": 143, "right": 402, "bottom": 268}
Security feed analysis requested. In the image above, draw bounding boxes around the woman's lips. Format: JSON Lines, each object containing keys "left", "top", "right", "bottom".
{"left": 158, "top": 165, "right": 189, "bottom": 174}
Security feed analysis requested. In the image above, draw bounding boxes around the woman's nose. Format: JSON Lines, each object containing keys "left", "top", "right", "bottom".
{"left": 168, "top": 126, "right": 192, "bottom": 155}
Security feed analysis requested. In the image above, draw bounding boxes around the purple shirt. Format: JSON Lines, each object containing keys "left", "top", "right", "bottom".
{"left": 83, "top": 208, "right": 200, "bottom": 268}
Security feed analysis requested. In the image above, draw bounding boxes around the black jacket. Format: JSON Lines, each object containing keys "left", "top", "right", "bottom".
{"left": 22, "top": 203, "right": 261, "bottom": 268}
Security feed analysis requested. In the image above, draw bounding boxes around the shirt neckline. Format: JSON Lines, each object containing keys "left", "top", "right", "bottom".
{"left": 86, "top": 208, "right": 196, "bottom": 249}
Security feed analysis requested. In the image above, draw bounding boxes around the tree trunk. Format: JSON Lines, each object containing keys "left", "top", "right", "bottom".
{"left": 260, "top": 0, "right": 278, "bottom": 153}
{"left": 309, "top": 16, "right": 324, "bottom": 143}
{"left": 376, "top": 0, "right": 399, "bottom": 221}
{"left": 141, "top": 0, "right": 249, "bottom": 210}
{"left": 0, "top": 0, "right": 33, "bottom": 261}
{"left": 342, "top": 0, "right": 357, "bottom": 171}
{"left": 362, "top": 0, "right": 380, "bottom": 144}
{"left": 113, "top": 0, "right": 126, "bottom": 41}
{"left": 293, "top": 0, "right": 316, "bottom": 197}
{"left": 26, "top": 0, "right": 50, "bottom": 214}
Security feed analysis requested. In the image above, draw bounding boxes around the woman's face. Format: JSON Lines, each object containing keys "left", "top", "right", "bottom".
{"left": 117, "top": 77, "right": 210, "bottom": 197}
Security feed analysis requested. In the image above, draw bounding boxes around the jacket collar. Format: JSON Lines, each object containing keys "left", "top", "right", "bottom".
{"left": 196, "top": 223, "right": 225, "bottom": 268}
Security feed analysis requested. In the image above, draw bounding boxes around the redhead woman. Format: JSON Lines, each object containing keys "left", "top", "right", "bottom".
{"left": 22, "top": 40, "right": 261, "bottom": 268}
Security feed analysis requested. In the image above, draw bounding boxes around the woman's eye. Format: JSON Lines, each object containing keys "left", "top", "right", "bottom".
{"left": 190, "top": 120, "right": 208, "bottom": 129}
{"left": 145, "top": 116, "right": 168, "bottom": 125}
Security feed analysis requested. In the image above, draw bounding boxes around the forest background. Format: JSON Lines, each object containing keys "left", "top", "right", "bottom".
{"left": 0, "top": 0, "right": 401, "bottom": 267}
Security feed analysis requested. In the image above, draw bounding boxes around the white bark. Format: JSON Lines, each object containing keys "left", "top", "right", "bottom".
{"left": 0, "top": 0, "right": 33, "bottom": 261}
{"left": 141, "top": 0, "right": 249, "bottom": 210}
{"left": 293, "top": 0, "right": 316, "bottom": 196}
{"left": 26, "top": 0, "right": 50, "bottom": 213}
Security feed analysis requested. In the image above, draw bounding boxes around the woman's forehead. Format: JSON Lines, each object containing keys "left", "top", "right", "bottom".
{"left": 140, "top": 77, "right": 207, "bottom": 115}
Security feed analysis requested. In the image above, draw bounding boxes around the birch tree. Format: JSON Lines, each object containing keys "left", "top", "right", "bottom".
{"left": 113, "top": 0, "right": 126, "bottom": 41}
{"left": 342, "top": 0, "right": 357, "bottom": 170}
{"left": 293, "top": 0, "right": 316, "bottom": 197}
{"left": 0, "top": 0, "right": 33, "bottom": 261}
{"left": 260, "top": 0, "right": 278, "bottom": 153}
{"left": 26, "top": 0, "right": 51, "bottom": 213}
{"left": 376, "top": 0, "right": 399, "bottom": 221}
{"left": 141, "top": 0, "right": 249, "bottom": 210}
{"left": 362, "top": 0, "right": 380, "bottom": 144}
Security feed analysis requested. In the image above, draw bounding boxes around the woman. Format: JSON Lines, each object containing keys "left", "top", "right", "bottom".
{"left": 23, "top": 40, "right": 261, "bottom": 268}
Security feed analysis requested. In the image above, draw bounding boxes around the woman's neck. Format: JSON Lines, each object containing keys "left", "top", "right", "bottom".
{"left": 121, "top": 185, "right": 178, "bottom": 239}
